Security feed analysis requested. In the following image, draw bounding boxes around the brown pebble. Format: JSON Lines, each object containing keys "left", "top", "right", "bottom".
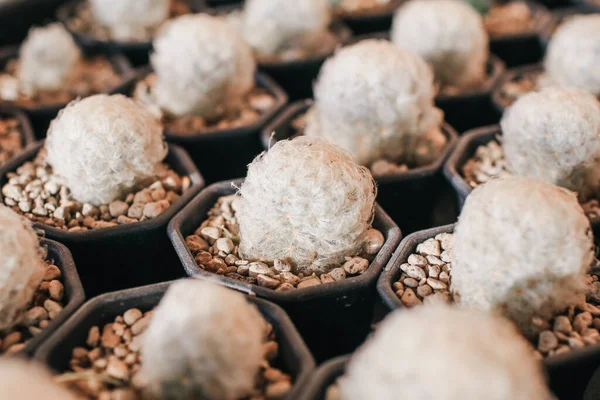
{"left": 106, "top": 357, "right": 129, "bottom": 381}
{"left": 265, "top": 380, "right": 292, "bottom": 400}
{"left": 143, "top": 200, "right": 170, "bottom": 218}
{"left": 574, "top": 312, "right": 593, "bottom": 333}
{"left": 131, "top": 315, "right": 151, "bottom": 335}
{"left": 123, "top": 309, "right": 143, "bottom": 326}
{"left": 538, "top": 331, "right": 558, "bottom": 353}
{"left": 101, "top": 324, "right": 121, "bottom": 348}
{"left": 401, "top": 288, "right": 422, "bottom": 307}
{"left": 44, "top": 264, "right": 61, "bottom": 281}
{"left": 48, "top": 280, "right": 64, "bottom": 301}
{"left": 342, "top": 257, "right": 369, "bottom": 275}
{"left": 263, "top": 341, "right": 278, "bottom": 361}
{"left": 264, "top": 368, "right": 286, "bottom": 382}
{"left": 44, "top": 299, "right": 63, "bottom": 319}
{"left": 24, "top": 306, "right": 48, "bottom": 327}
{"left": 258, "top": 274, "right": 280, "bottom": 289}
{"left": 2, "top": 332, "right": 22, "bottom": 351}
{"left": 6, "top": 343, "right": 26, "bottom": 354}
{"left": 72, "top": 347, "right": 88, "bottom": 361}
{"left": 276, "top": 283, "right": 295, "bottom": 291}
{"left": 417, "top": 284, "right": 433, "bottom": 298}
{"left": 87, "top": 326, "right": 100, "bottom": 347}
{"left": 297, "top": 277, "right": 321, "bottom": 289}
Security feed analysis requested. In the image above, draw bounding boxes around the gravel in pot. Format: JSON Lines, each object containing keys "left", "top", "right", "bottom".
{"left": 0, "top": 106, "right": 35, "bottom": 166}
{"left": 35, "top": 279, "right": 315, "bottom": 400}
{"left": 168, "top": 138, "right": 401, "bottom": 362}
{"left": 329, "top": 0, "right": 404, "bottom": 35}
{"left": 0, "top": 95, "right": 204, "bottom": 297}
{"left": 0, "top": 0, "right": 65, "bottom": 47}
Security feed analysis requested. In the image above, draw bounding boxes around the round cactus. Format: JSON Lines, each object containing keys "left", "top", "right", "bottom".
{"left": 140, "top": 280, "right": 266, "bottom": 400}
{"left": 17, "top": 23, "right": 81, "bottom": 95}
{"left": 0, "top": 205, "right": 45, "bottom": 331}
{"left": 501, "top": 87, "right": 600, "bottom": 202}
{"left": 237, "top": 136, "right": 376, "bottom": 274}
{"left": 339, "top": 306, "right": 550, "bottom": 400}
{"left": 391, "top": 0, "right": 489, "bottom": 89}
{"left": 89, "top": 0, "right": 169, "bottom": 41}
{"left": 240, "top": 0, "right": 331, "bottom": 56}
{"left": 543, "top": 14, "right": 600, "bottom": 96}
{"left": 149, "top": 14, "right": 256, "bottom": 118}
{"left": 451, "top": 177, "right": 593, "bottom": 337}
{"left": 0, "top": 359, "right": 77, "bottom": 400}
{"left": 45, "top": 94, "right": 168, "bottom": 206}
{"left": 305, "top": 39, "right": 445, "bottom": 167}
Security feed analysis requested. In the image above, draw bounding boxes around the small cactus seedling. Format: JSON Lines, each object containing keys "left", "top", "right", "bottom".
{"left": 237, "top": 136, "right": 376, "bottom": 274}
{"left": 0, "top": 205, "right": 45, "bottom": 331}
{"left": 17, "top": 23, "right": 81, "bottom": 96}
{"left": 305, "top": 39, "right": 445, "bottom": 167}
{"left": 149, "top": 14, "right": 256, "bottom": 118}
{"left": 0, "top": 359, "right": 78, "bottom": 399}
{"left": 543, "top": 15, "right": 600, "bottom": 96}
{"left": 45, "top": 94, "right": 168, "bottom": 205}
{"left": 501, "top": 87, "right": 600, "bottom": 202}
{"left": 391, "top": 0, "right": 489, "bottom": 89}
{"left": 339, "top": 306, "right": 550, "bottom": 400}
{"left": 140, "top": 280, "right": 266, "bottom": 399}
{"left": 451, "top": 177, "right": 593, "bottom": 337}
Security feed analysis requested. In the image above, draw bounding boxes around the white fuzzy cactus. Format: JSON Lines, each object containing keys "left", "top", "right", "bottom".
{"left": 0, "top": 359, "right": 77, "bottom": 400}
{"left": 543, "top": 15, "right": 600, "bottom": 96}
{"left": 501, "top": 87, "right": 600, "bottom": 202}
{"left": 391, "top": 0, "right": 489, "bottom": 89}
{"left": 0, "top": 205, "right": 44, "bottom": 331}
{"left": 237, "top": 136, "right": 376, "bottom": 274}
{"left": 149, "top": 14, "right": 256, "bottom": 118}
{"left": 451, "top": 177, "right": 593, "bottom": 337}
{"left": 240, "top": 0, "right": 331, "bottom": 56}
{"left": 17, "top": 23, "right": 81, "bottom": 95}
{"left": 45, "top": 94, "right": 168, "bottom": 205}
{"left": 89, "top": 0, "right": 170, "bottom": 41}
{"left": 140, "top": 280, "right": 266, "bottom": 400}
{"left": 339, "top": 306, "right": 550, "bottom": 400}
{"left": 305, "top": 39, "right": 445, "bottom": 167}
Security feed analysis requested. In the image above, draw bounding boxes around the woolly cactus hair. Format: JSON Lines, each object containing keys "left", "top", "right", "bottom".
{"left": 305, "top": 39, "right": 444, "bottom": 167}
{"left": 45, "top": 94, "right": 168, "bottom": 206}
{"left": 17, "top": 23, "right": 81, "bottom": 95}
{"left": 501, "top": 87, "right": 600, "bottom": 202}
{"left": 391, "top": 0, "right": 489, "bottom": 89}
{"left": 140, "top": 280, "right": 266, "bottom": 399}
{"left": 451, "top": 177, "right": 594, "bottom": 337}
{"left": 89, "top": 0, "right": 170, "bottom": 41}
{"left": 0, "top": 205, "right": 45, "bottom": 331}
{"left": 0, "top": 359, "right": 78, "bottom": 400}
{"left": 339, "top": 306, "right": 550, "bottom": 400}
{"left": 542, "top": 15, "right": 600, "bottom": 96}
{"left": 149, "top": 14, "right": 256, "bottom": 118}
{"left": 240, "top": 0, "right": 331, "bottom": 56}
{"left": 237, "top": 137, "right": 376, "bottom": 274}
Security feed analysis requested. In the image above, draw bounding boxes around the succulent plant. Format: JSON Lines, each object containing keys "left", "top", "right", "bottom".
{"left": 0, "top": 205, "right": 45, "bottom": 331}
{"left": 148, "top": 14, "right": 256, "bottom": 118}
{"left": 543, "top": 14, "right": 600, "bottom": 96}
{"left": 140, "top": 280, "right": 266, "bottom": 400}
{"left": 0, "top": 359, "right": 77, "bottom": 399}
{"left": 239, "top": 0, "right": 331, "bottom": 56}
{"left": 45, "top": 94, "right": 168, "bottom": 206}
{"left": 339, "top": 306, "right": 550, "bottom": 400}
{"left": 391, "top": 0, "right": 489, "bottom": 89}
{"left": 501, "top": 87, "right": 600, "bottom": 202}
{"left": 17, "top": 23, "right": 81, "bottom": 95}
{"left": 237, "top": 136, "right": 376, "bottom": 274}
{"left": 451, "top": 177, "right": 593, "bottom": 337}
{"left": 305, "top": 39, "right": 445, "bottom": 167}
{"left": 89, "top": 0, "right": 170, "bottom": 41}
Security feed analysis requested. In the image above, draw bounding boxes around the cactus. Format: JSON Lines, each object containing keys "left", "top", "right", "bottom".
{"left": 339, "top": 306, "right": 550, "bottom": 400}
{"left": 501, "top": 87, "right": 600, "bottom": 202}
{"left": 0, "top": 205, "right": 45, "bottom": 331}
{"left": 240, "top": 0, "right": 331, "bottom": 56}
{"left": 140, "top": 280, "right": 266, "bottom": 400}
{"left": 148, "top": 14, "right": 256, "bottom": 118}
{"left": 0, "top": 359, "right": 78, "bottom": 400}
{"left": 17, "top": 23, "right": 81, "bottom": 95}
{"left": 451, "top": 177, "right": 593, "bottom": 337}
{"left": 89, "top": 0, "right": 170, "bottom": 41}
{"left": 391, "top": 0, "right": 489, "bottom": 89}
{"left": 543, "top": 14, "right": 600, "bottom": 96}
{"left": 45, "top": 94, "right": 168, "bottom": 205}
{"left": 237, "top": 136, "right": 376, "bottom": 274}
{"left": 305, "top": 39, "right": 445, "bottom": 167}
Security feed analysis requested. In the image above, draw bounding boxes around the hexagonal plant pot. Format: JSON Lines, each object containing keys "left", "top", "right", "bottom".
{"left": 167, "top": 180, "right": 402, "bottom": 362}
{"left": 34, "top": 280, "right": 315, "bottom": 400}
{"left": 0, "top": 142, "right": 205, "bottom": 297}
{"left": 297, "top": 355, "right": 348, "bottom": 400}
{"left": 332, "top": 0, "right": 404, "bottom": 35}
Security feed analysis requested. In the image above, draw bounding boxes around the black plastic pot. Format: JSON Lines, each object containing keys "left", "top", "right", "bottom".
{"left": 0, "top": 45, "right": 136, "bottom": 138}
{"left": 490, "top": 63, "right": 543, "bottom": 116}
{"left": 0, "top": 142, "right": 205, "bottom": 297}
{"left": 584, "top": 363, "right": 600, "bottom": 400}
{"left": 131, "top": 68, "right": 287, "bottom": 184}
{"left": 261, "top": 99, "right": 460, "bottom": 235}
{"left": 297, "top": 356, "right": 348, "bottom": 400}
{"left": 34, "top": 280, "right": 315, "bottom": 400}
{"left": 0, "top": 105, "right": 36, "bottom": 154}
{"left": 168, "top": 180, "right": 402, "bottom": 362}
{"left": 0, "top": 0, "right": 66, "bottom": 47}
{"left": 333, "top": 0, "right": 403, "bottom": 35}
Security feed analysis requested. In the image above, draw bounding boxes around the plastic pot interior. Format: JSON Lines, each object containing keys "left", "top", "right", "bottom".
{"left": 0, "top": 141, "right": 205, "bottom": 297}
{"left": 0, "top": 0, "right": 66, "bottom": 47}
{"left": 0, "top": 105, "right": 36, "bottom": 152}
{"left": 168, "top": 179, "right": 402, "bottom": 362}
{"left": 34, "top": 280, "right": 315, "bottom": 400}
{"left": 334, "top": 0, "right": 404, "bottom": 35}
{"left": 298, "top": 356, "right": 348, "bottom": 400}
{"left": 491, "top": 63, "right": 543, "bottom": 116}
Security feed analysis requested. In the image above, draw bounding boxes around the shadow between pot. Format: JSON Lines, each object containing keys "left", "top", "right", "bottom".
{"left": 0, "top": 142, "right": 205, "bottom": 297}
{"left": 34, "top": 280, "right": 315, "bottom": 400}
{"left": 167, "top": 180, "right": 402, "bottom": 363}
{"left": 0, "top": 105, "right": 36, "bottom": 154}
{"left": 0, "top": 0, "right": 66, "bottom": 47}
{"left": 333, "top": 0, "right": 404, "bottom": 35}
{"left": 490, "top": 63, "right": 543, "bottom": 116}
{"left": 297, "top": 355, "right": 348, "bottom": 400}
